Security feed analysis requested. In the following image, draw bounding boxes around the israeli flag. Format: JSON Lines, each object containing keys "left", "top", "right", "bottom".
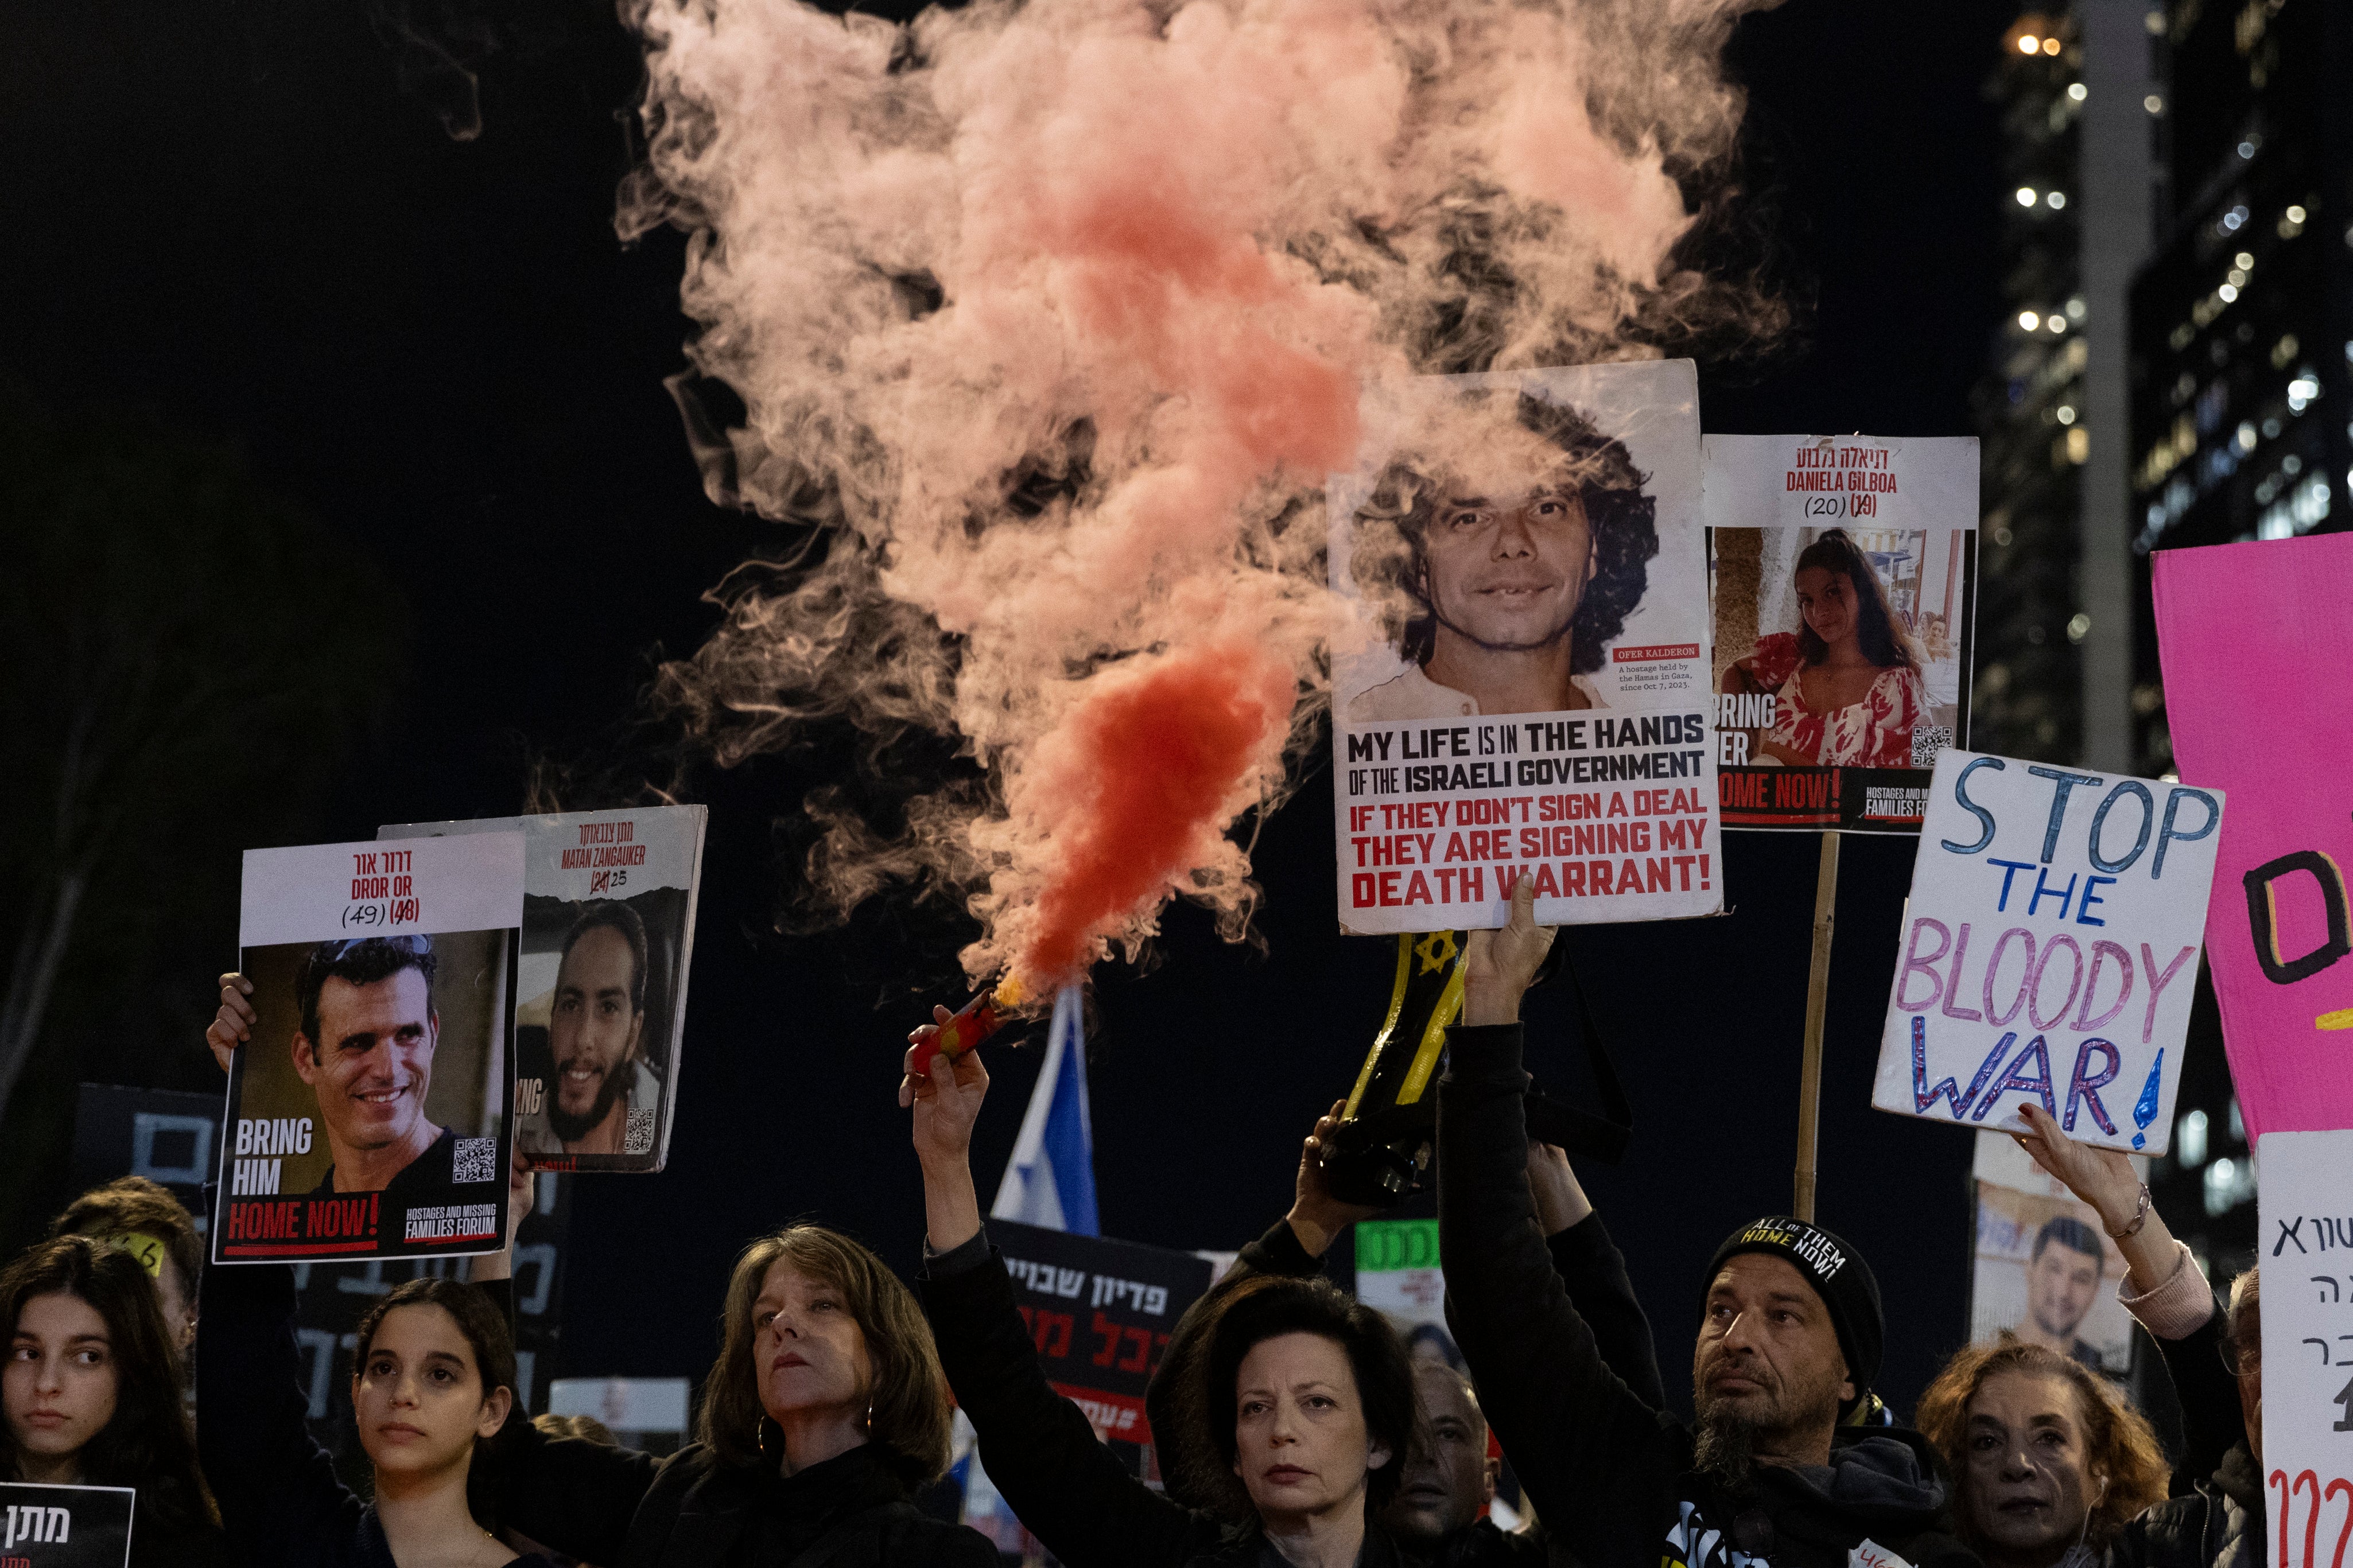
{"left": 988, "top": 985, "right": 1098, "bottom": 1235}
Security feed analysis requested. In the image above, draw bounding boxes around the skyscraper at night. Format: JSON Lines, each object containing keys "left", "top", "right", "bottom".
{"left": 2118, "top": 0, "right": 2353, "bottom": 1286}
{"left": 2127, "top": 0, "right": 2353, "bottom": 776}
{"left": 1974, "top": 3, "right": 2152, "bottom": 771}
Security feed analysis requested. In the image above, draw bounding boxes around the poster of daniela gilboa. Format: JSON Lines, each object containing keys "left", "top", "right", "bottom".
{"left": 1329, "top": 360, "right": 1720, "bottom": 935}
{"left": 1703, "top": 434, "right": 1979, "bottom": 833}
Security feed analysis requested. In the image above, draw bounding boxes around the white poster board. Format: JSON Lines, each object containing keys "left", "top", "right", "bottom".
{"left": 1870, "top": 750, "right": 2222, "bottom": 1154}
{"left": 382, "top": 806, "right": 708, "bottom": 1172}
{"left": 1704, "top": 434, "right": 1978, "bottom": 833}
{"left": 2257, "top": 1129, "right": 2353, "bottom": 1566}
{"left": 215, "top": 834, "right": 523, "bottom": 1263}
{"left": 1327, "top": 359, "right": 1718, "bottom": 933}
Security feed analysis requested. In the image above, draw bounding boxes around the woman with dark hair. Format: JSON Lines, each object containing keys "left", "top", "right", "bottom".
{"left": 902, "top": 1024, "right": 1427, "bottom": 1568}
{"left": 199, "top": 1000, "right": 554, "bottom": 1568}
{"left": 482, "top": 1221, "right": 995, "bottom": 1567}
{"left": 198, "top": 1262, "right": 549, "bottom": 1567}
{"left": 0, "top": 1236, "right": 227, "bottom": 1566}
{"left": 1915, "top": 1340, "right": 2169, "bottom": 1568}
{"left": 1722, "top": 527, "right": 1928, "bottom": 767}
{"left": 204, "top": 973, "right": 992, "bottom": 1567}
{"left": 1348, "top": 389, "right": 1660, "bottom": 722}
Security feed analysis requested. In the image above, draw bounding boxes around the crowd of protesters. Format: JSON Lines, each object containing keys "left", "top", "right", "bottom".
{"left": 0, "top": 882, "right": 2268, "bottom": 1567}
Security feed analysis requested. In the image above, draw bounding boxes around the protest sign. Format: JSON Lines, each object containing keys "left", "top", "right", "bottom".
{"left": 382, "top": 806, "right": 708, "bottom": 1172}
{"left": 1329, "top": 360, "right": 1718, "bottom": 933}
{"left": 0, "top": 1484, "right": 133, "bottom": 1566}
{"left": 213, "top": 835, "right": 522, "bottom": 1263}
{"left": 1967, "top": 1184, "right": 2135, "bottom": 1377}
{"left": 989, "top": 1219, "right": 1211, "bottom": 1453}
{"left": 1967, "top": 1131, "right": 2144, "bottom": 1375}
{"left": 1704, "top": 434, "right": 1978, "bottom": 833}
{"left": 70, "top": 1084, "right": 217, "bottom": 1213}
{"left": 1351, "top": 1215, "right": 1462, "bottom": 1367}
{"left": 548, "top": 1377, "right": 691, "bottom": 1454}
{"left": 2253, "top": 1129, "right": 2353, "bottom": 1566}
{"left": 2153, "top": 531, "right": 2353, "bottom": 1140}
{"left": 1870, "top": 749, "right": 2222, "bottom": 1153}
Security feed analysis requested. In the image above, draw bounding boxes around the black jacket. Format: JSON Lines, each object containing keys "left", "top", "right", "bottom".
{"left": 1436, "top": 1023, "right": 1978, "bottom": 1568}
{"left": 488, "top": 1410, "right": 996, "bottom": 1568}
{"left": 195, "top": 1260, "right": 554, "bottom": 1568}
{"left": 2107, "top": 1314, "right": 2260, "bottom": 1568}
{"left": 1143, "top": 1208, "right": 1663, "bottom": 1562}
{"left": 2109, "top": 1441, "right": 2261, "bottom": 1568}
{"left": 924, "top": 1234, "right": 1468, "bottom": 1568}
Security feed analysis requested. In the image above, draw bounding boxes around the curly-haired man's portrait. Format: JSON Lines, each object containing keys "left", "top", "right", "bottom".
{"left": 1346, "top": 389, "right": 1661, "bottom": 722}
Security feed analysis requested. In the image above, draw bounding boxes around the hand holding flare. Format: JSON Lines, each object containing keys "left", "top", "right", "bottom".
{"left": 897, "top": 976, "right": 1024, "bottom": 1109}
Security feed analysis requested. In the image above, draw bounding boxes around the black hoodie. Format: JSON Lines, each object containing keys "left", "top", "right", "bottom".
{"left": 1436, "top": 1022, "right": 1979, "bottom": 1568}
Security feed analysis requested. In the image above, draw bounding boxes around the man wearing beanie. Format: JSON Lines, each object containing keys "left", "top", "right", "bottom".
{"left": 1436, "top": 880, "right": 1977, "bottom": 1568}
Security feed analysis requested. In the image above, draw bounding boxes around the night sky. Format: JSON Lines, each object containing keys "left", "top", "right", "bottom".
{"left": 7, "top": 0, "right": 2021, "bottom": 1418}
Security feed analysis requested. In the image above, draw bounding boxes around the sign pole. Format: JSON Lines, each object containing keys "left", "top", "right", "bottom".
{"left": 1794, "top": 830, "right": 1840, "bottom": 1222}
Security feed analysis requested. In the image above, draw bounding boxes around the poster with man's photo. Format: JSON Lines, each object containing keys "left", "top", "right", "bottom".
{"left": 1329, "top": 360, "right": 1720, "bottom": 935}
{"left": 381, "top": 806, "right": 707, "bottom": 1173}
{"left": 1705, "top": 435, "right": 1978, "bottom": 833}
{"left": 213, "top": 835, "right": 522, "bottom": 1263}
{"left": 1968, "top": 1133, "right": 2138, "bottom": 1376}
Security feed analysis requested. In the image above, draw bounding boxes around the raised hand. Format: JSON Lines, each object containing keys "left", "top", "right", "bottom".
{"left": 1287, "top": 1100, "right": 1381, "bottom": 1257}
{"left": 2013, "top": 1102, "right": 2179, "bottom": 1295}
{"left": 2012, "top": 1102, "right": 2142, "bottom": 1228}
{"left": 205, "top": 973, "right": 255, "bottom": 1074}
{"left": 902, "top": 1007, "right": 991, "bottom": 1169}
{"left": 1462, "top": 873, "right": 1556, "bottom": 1026}
{"left": 1524, "top": 1139, "right": 1593, "bottom": 1235}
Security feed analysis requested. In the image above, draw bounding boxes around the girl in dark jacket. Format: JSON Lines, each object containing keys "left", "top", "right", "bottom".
{"left": 902, "top": 1026, "right": 1424, "bottom": 1568}
{"left": 483, "top": 1223, "right": 998, "bottom": 1568}
{"left": 0, "top": 1235, "right": 228, "bottom": 1567}
{"left": 198, "top": 1260, "right": 554, "bottom": 1568}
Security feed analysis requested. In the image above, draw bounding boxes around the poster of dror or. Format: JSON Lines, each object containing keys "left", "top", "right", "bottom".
{"left": 1328, "top": 359, "right": 1720, "bottom": 935}
{"left": 212, "top": 834, "right": 522, "bottom": 1263}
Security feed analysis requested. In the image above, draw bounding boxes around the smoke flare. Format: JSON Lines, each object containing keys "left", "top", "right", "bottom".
{"left": 626, "top": 0, "right": 1781, "bottom": 992}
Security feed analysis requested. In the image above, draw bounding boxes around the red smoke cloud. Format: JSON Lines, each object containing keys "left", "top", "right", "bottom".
{"left": 1020, "top": 641, "right": 1298, "bottom": 988}
{"left": 622, "top": 0, "right": 1780, "bottom": 993}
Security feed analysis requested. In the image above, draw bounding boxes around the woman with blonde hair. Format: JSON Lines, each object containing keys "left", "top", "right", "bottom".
{"left": 486, "top": 1224, "right": 995, "bottom": 1568}
{"left": 1916, "top": 1339, "right": 2168, "bottom": 1568}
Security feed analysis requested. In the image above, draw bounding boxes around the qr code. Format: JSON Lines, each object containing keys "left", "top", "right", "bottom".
{"left": 624, "top": 1107, "right": 656, "bottom": 1155}
{"left": 453, "top": 1137, "right": 498, "bottom": 1185}
{"left": 1911, "top": 725, "right": 1953, "bottom": 769}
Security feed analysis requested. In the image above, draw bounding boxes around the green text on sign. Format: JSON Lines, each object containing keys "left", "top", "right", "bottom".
{"left": 1354, "top": 1217, "right": 1439, "bottom": 1274}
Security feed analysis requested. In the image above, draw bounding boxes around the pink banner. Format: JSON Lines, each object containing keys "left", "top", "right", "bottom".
{"left": 2153, "top": 532, "right": 2353, "bottom": 1139}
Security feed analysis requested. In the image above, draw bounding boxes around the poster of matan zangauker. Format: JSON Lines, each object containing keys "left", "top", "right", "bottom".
{"left": 1329, "top": 360, "right": 1719, "bottom": 935}
{"left": 380, "top": 806, "right": 708, "bottom": 1174}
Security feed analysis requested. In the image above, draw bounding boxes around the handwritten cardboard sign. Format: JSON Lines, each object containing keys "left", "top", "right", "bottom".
{"left": 2153, "top": 532, "right": 2353, "bottom": 1139}
{"left": 1870, "top": 749, "right": 2223, "bottom": 1154}
{"left": 2254, "top": 1129, "right": 2353, "bottom": 1566}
